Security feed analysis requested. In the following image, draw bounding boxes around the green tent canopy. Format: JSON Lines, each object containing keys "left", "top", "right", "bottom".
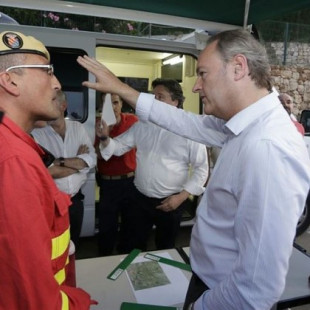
{"left": 66, "top": 0, "right": 310, "bottom": 26}
{"left": 3, "top": 0, "right": 310, "bottom": 30}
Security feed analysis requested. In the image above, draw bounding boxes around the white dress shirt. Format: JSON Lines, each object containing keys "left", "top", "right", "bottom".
{"left": 32, "top": 120, "right": 96, "bottom": 196}
{"left": 100, "top": 120, "right": 208, "bottom": 198}
{"left": 135, "top": 92, "right": 310, "bottom": 309}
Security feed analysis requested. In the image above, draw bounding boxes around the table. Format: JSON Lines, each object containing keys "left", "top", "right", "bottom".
{"left": 76, "top": 245, "right": 310, "bottom": 309}
{"left": 76, "top": 249, "right": 191, "bottom": 310}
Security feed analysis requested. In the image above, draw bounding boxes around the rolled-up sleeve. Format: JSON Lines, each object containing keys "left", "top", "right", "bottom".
{"left": 76, "top": 125, "right": 96, "bottom": 173}
{"left": 99, "top": 125, "right": 137, "bottom": 160}
{"left": 99, "top": 138, "right": 117, "bottom": 160}
{"left": 183, "top": 142, "right": 208, "bottom": 196}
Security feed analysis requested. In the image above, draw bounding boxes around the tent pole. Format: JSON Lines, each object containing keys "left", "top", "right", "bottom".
{"left": 243, "top": 0, "right": 251, "bottom": 29}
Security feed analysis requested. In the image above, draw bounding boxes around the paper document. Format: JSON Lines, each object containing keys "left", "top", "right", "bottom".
{"left": 101, "top": 93, "right": 116, "bottom": 126}
{"left": 125, "top": 252, "right": 190, "bottom": 306}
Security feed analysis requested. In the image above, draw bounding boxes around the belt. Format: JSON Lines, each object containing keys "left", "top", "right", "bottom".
{"left": 71, "top": 190, "right": 84, "bottom": 201}
{"left": 100, "top": 171, "right": 135, "bottom": 180}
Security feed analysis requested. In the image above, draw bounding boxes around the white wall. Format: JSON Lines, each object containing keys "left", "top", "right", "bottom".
{"left": 98, "top": 48, "right": 200, "bottom": 114}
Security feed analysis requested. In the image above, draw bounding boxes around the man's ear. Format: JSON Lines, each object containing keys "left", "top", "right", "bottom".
{"left": 233, "top": 54, "right": 248, "bottom": 81}
{"left": 0, "top": 72, "right": 20, "bottom": 96}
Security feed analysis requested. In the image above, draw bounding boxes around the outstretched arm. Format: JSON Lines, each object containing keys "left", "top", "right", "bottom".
{"left": 78, "top": 55, "right": 226, "bottom": 148}
{"left": 77, "top": 55, "right": 139, "bottom": 108}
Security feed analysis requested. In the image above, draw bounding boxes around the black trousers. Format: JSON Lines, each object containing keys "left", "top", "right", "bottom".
{"left": 69, "top": 190, "right": 84, "bottom": 249}
{"left": 183, "top": 273, "right": 278, "bottom": 310}
{"left": 97, "top": 176, "right": 135, "bottom": 256}
{"left": 183, "top": 272, "right": 209, "bottom": 309}
{"left": 128, "top": 187, "right": 186, "bottom": 251}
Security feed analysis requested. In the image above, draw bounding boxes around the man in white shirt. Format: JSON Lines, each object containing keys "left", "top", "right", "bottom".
{"left": 77, "top": 29, "right": 310, "bottom": 310}
{"left": 96, "top": 79, "right": 208, "bottom": 251}
{"left": 32, "top": 90, "right": 96, "bottom": 248}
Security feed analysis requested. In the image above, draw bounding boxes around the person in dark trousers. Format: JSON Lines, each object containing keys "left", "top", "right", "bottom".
{"left": 95, "top": 79, "right": 208, "bottom": 252}
{"left": 95, "top": 93, "right": 138, "bottom": 255}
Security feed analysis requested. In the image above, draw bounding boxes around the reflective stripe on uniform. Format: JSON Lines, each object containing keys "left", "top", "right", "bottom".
{"left": 54, "top": 256, "right": 70, "bottom": 284}
{"left": 51, "top": 228, "right": 70, "bottom": 260}
{"left": 60, "top": 291, "right": 69, "bottom": 310}
{"left": 55, "top": 267, "right": 65, "bottom": 284}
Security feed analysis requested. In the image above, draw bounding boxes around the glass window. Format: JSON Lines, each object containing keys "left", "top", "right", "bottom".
{"left": 47, "top": 47, "right": 88, "bottom": 122}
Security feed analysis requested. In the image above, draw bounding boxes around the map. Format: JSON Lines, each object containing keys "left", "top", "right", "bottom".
{"left": 127, "top": 261, "right": 171, "bottom": 291}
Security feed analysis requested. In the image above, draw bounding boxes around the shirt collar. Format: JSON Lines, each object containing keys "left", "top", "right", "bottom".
{"left": 224, "top": 90, "right": 280, "bottom": 136}
{"left": 1, "top": 115, "right": 45, "bottom": 156}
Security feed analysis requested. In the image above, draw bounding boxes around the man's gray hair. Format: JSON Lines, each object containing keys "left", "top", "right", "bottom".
{"left": 207, "top": 29, "right": 272, "bottom": 91}
{"left": 0, "top": 54, "right": 26, "bottom": 73}
{"left": 278, "top": 93, "right": 293, "bottom": 102}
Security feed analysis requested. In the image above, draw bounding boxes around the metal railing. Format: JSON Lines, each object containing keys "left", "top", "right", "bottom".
{"left": 257, "top": 20, "right": 310, "bottom": 67}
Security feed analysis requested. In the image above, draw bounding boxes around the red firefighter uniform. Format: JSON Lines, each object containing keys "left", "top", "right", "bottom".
{"left": 0, "top": 115, "right": 96, "bottom": 309}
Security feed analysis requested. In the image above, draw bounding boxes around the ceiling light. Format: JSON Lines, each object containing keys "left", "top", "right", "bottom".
{"left": 163, "top": 55, "right": 183, "bottom": 66}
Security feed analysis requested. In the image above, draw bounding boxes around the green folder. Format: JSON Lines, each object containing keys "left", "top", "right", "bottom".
{"left": 107, "top": 249, "right": 141, "bottom": 280}
{"left": 144, "top": 253, "right": 191, "bottom": 272}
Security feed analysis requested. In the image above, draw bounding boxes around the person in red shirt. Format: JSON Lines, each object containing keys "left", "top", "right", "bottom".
{"left": 95, "top": 93, "right": 138, "bottom": 255}
{"left": 0, "top": 31, "right": 95, "bottom": 309}
{"left": 279, "top": 93, "right": 305, "bottom": 135}
{"left": 292, "top": 119, "right": 305, "bottom": 136}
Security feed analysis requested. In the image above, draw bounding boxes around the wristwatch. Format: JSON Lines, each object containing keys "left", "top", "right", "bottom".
{"left": 59, "top": 157, "right": 65, "bottom": 167}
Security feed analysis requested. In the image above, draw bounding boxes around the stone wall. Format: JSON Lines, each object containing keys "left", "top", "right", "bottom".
{"left": 271, "top": 65, "right": 310, "bottom": 118}
{"left": 267, "top": 42, "right": 310, "bottom": 118}
{"left": 266, "top": 42, "right": 310, "bottom": 67}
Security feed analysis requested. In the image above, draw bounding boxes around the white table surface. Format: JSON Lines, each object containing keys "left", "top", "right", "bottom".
{"left": 76, "top": 246, "right": 310, "bottom": 309}
{"left": 76, "top": 249, "right": 191, "bottom": 310}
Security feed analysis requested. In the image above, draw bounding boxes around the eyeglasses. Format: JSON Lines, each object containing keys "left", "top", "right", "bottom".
{"left": 6, "top": 64, "right": 54, "bottom": 76}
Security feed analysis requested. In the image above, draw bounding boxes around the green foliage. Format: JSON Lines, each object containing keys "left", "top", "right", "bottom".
{"left": 0, "top": 6, "right": 192, "bottom": 37}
